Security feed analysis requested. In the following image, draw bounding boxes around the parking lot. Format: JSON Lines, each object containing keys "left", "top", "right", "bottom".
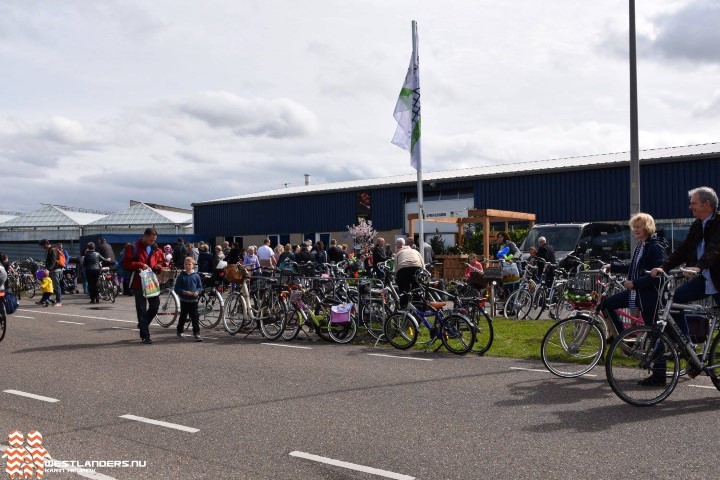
{"left": 2, "top": 294, "right": 719, "bottom": 479}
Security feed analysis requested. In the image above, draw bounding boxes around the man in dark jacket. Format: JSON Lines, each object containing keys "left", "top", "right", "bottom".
{"left": 122, "top": 228, "right": 165, "bottom": 344}
{"left": 327, "top": 239, "right": 345, "bottom": 263}
{"left": 97, "top": 237, "right": 115, "bottom": 263}
{"left": 536, "top": 236, "right": 556, "bottom": 283}
{"left": 653, "top": 186, "right": 720, "bottom": 337}
{"left": 372, "top": 238, "right": 389, "bottom": 279}
{"left": 39, "top": 239, "right": 63, "bottom": 306}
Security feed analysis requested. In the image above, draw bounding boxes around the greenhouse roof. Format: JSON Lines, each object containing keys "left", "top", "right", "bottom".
{"left": 0, "top": 204, "right": 109, "bottom": 229}
{"left": 86, "top": 201, "right": 192, "bottom": 227}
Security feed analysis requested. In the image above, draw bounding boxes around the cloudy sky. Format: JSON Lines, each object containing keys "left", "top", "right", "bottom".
{"left": 1, "top": 0, "right": 718, "bottom": 213}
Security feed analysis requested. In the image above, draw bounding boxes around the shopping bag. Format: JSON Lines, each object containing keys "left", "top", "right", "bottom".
{"left": 139, "top": 270, "right": 161, "bottom": 298}
{"left": 501, "top": 261, "right": 520, "bottom": 283}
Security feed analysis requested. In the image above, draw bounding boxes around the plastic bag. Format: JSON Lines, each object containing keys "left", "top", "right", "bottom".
{"left": 139, "top": 269, "right": 161, "bottom": 298}
{"left": 501, "top": 262, "right": 520, "bottom": 283}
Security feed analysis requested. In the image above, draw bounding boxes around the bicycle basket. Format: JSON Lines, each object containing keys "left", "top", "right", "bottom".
{"left": 224, "top": 264, "right": 248, "bottom": 284}
{"left": 564, "top": 272, "right": 602, "bottom": 304}
{"left": 330, "top": 303, "right": 353, "bottom": 324}
{"left": 483, "top": 266, "right": 502, "bottom": 281}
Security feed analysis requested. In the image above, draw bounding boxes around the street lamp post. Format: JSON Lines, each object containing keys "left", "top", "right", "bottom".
{"left": 629, "top": 0, "right": 640, "bottom": 249}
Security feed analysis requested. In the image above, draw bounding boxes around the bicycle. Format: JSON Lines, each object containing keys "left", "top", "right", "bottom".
{"left": 281, "top": 284, "right": 357, "bottom": 343}
{"left": 383, "top": 272, "right": 475, "bottom": 355}
{"left": 222, "top": 264, "right": 286, "bottom": 340}
{"left": 605, "top": 269, "right": 720, "bottom": 406}
{"left": 541, "top": 268, "right": 645, "bottom": 377}
{"left": 154, "top": 268, "right": 181, "bottom": 327}
{"left": 98, "top": 267, "right": 119, "bottom": 303}
{"left": 502, "top": 263, "right": 537, "bottom": 319}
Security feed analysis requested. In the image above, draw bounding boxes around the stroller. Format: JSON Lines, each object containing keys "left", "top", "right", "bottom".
{"left": 61, "top": 257, "right": 80, "bottom": 294}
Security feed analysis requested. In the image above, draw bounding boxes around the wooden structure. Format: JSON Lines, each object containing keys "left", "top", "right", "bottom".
{"left": 407, "top": 209, "right": 536, "bottom": 259}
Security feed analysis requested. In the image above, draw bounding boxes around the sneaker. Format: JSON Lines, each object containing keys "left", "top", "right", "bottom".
{"left": 637, "top": 376, "right": 666, "bottom": 387}
{"left": 176, "top": 332, "right": 183, "bottom": 339}
{"left": 42, "top": 302, "right": 49, "bottom": 307}
{"left": 193, "top": 334, "right": 203, "bottom": 342}
{"left": 54, "top": 302, "right": 62, "bottom": 307}
{"left": 141, "top": 338, "right": 153, "bottom": 344}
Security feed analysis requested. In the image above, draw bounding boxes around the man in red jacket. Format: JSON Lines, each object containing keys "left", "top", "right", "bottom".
{"left": 122, "top": 228, "right": 165, "bottom": 344}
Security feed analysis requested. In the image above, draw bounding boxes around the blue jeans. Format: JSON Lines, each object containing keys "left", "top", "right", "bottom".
{"left": 671, "top": 276, "right": 720, "bottom": 338}
{"left": 51, "top": 269, "right": 63, "bottom": 303}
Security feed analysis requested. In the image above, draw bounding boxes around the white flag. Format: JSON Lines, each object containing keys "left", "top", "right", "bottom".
{"left": 392, "top": 29, "right": 421, "bottom": 170}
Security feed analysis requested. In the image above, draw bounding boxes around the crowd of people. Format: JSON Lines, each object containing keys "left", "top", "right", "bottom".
{"left": 2, "top": 186, "right": 718, "bottom": 364}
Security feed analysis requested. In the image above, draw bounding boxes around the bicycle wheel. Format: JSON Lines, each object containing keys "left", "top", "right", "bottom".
{"left": 706, "top": 331, "right": 720, "bottom": 391}
{"left": 468, "top": 307, "right": 494, "bottom": 355}
{"left": 440, "top": 314, "right": 475, "bottom": 355}
{"left": 541, "top": 316, "right": 604, "bottom": 377}
{"left": 24, "top": 277, "right": 36, "bottom": 299}
{"left": 521, "top": 289, "right": 545, "bottom": 320}
{"left": 281, "top": 306, "right": 304, "bottom": 341}
{"left": 327, "top": 309, "right": 357, "bottom": 344}
{"left": 154, "top": 289, "right": 180, "bottom": 327}
{"left": 198, "top": 290, "right": 224, "bottom": 329}
{"left": 0, "top": 308, "right": 6, "bottom": 342}
{"left": 259, "top": 294, "right": 286, "bottom": 341}
{"left": 383, "top": 311, "right": 419, "bottom": 350}
{"left": 99, "top": 280, "right": 112, "bottom": 302}
{"left": 605, "top": 326, "right": 679, "bottom": 406}
{"left": 503, "top": 290, "right": 531, "bottom": 319}
{"left": 360, "top": 300, "right": 387, "bottom": 340}
{"left": 223, "top": 293, "right": 248, "bottom": 335}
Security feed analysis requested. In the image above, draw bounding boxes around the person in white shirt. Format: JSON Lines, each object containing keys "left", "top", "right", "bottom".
{"left": 394, "top": 238, "right": 424, "bottom": 308}
{"left": 257, "top": 238, "right": 276, "bottom": 272}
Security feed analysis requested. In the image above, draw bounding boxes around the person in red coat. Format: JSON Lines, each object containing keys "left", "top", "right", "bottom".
{"left": 122, "top": 228, "right": 165, "bottom": 344}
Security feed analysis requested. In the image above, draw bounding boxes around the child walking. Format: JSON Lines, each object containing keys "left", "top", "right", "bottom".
{"left": 174, "top": 257, "right": 204, "bottom": 342}
{"left": 36, "top": 269, "right": 56, "bottom": 307}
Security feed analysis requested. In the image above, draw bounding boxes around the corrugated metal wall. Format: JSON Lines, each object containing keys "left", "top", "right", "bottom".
{"left": 194, "top": 156, "right": 720, "bottom": 236}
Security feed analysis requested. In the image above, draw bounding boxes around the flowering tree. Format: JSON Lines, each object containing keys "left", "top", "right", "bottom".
{"left": 345, "top": 218, "right": 377, "bottom": 250}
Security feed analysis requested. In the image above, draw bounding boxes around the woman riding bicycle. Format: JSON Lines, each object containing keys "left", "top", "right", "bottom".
{"left": 602, "top": 213, "right": 666, "bottom": 339}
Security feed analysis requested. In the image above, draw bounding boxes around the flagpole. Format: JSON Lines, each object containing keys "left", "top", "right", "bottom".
{"left": 412, "top": 20, "right": 424, "bottom": 259}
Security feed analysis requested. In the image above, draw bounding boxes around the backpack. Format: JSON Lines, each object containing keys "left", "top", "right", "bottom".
{"left": 3, "top": 291, "right": 19, "bottom": 314}
{"left": 55, "top": 248, "right": 66, "bottom": 268}
{"left": 116, "top": 244, "right": 138, "bottom": 280}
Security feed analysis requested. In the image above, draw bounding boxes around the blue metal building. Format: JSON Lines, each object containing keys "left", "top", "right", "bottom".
{"left": 193, "top": 143, "right": 720, "bottom": 241}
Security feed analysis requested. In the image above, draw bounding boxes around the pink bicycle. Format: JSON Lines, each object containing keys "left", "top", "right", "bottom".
{"left": 541, "top": 269, "right": 646, "bottom": 377}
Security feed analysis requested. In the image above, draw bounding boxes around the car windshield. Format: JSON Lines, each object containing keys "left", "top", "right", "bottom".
{"left": 520, "top": 226, "right": 582, "bottom": 252}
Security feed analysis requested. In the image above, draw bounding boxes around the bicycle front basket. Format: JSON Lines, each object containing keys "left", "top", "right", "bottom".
{"left": 330, "top": 303, "right": 353, "bottom": 324}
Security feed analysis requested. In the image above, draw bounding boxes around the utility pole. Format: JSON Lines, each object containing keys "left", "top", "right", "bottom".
{"left": 629, "top": 0, "right": 640, "bottom": 249}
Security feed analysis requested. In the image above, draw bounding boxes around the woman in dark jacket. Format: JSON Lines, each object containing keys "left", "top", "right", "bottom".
{"left": 602, "top": 213, "right": 666, "bottom": 335}
{"left": 197, "top": 244, "right": 214, "bottom": 274}
{"left": 82, "top": 242, "right": 110, "bottom": 303}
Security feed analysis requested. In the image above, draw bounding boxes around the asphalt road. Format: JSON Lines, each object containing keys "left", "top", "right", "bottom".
{"left": 1, "top": 293, "right": 719, "bottom": 479}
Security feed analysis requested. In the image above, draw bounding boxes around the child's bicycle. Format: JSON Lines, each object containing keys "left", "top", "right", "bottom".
{"left": 280, "top": 274, "right": 357, "bottom": 344}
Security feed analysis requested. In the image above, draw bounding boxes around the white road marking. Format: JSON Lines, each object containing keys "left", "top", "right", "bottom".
{"left": 58, "top": 320, "right": 85, "bottom": 325}
{"left": 688, "top": 384, "right": 715, "bottom": 389}
{"left": 18, "top": 309, "right": 136, "bottom": 324}
{"left": 261, "top": 343, "right": 312, "bottom": 350}
{"left": 111, "top": 326, "right": 138, "bottom": 331}
{"left": 367, "top": 353, "right": 433, "bottom": 362}
{"left": 4, "top": 389, "right": 60, "bottom": 403}
{"left": 119, "top": 414, "right": 199, "bottom": 433}
{"left": 289, "top": 451, "right": 414, "bottom": 480}
{"left": 14, "top": 315, "right": 35, "bottom": 319}
{"left": 510, "top": 366, "right": 598, "bottom": 377}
